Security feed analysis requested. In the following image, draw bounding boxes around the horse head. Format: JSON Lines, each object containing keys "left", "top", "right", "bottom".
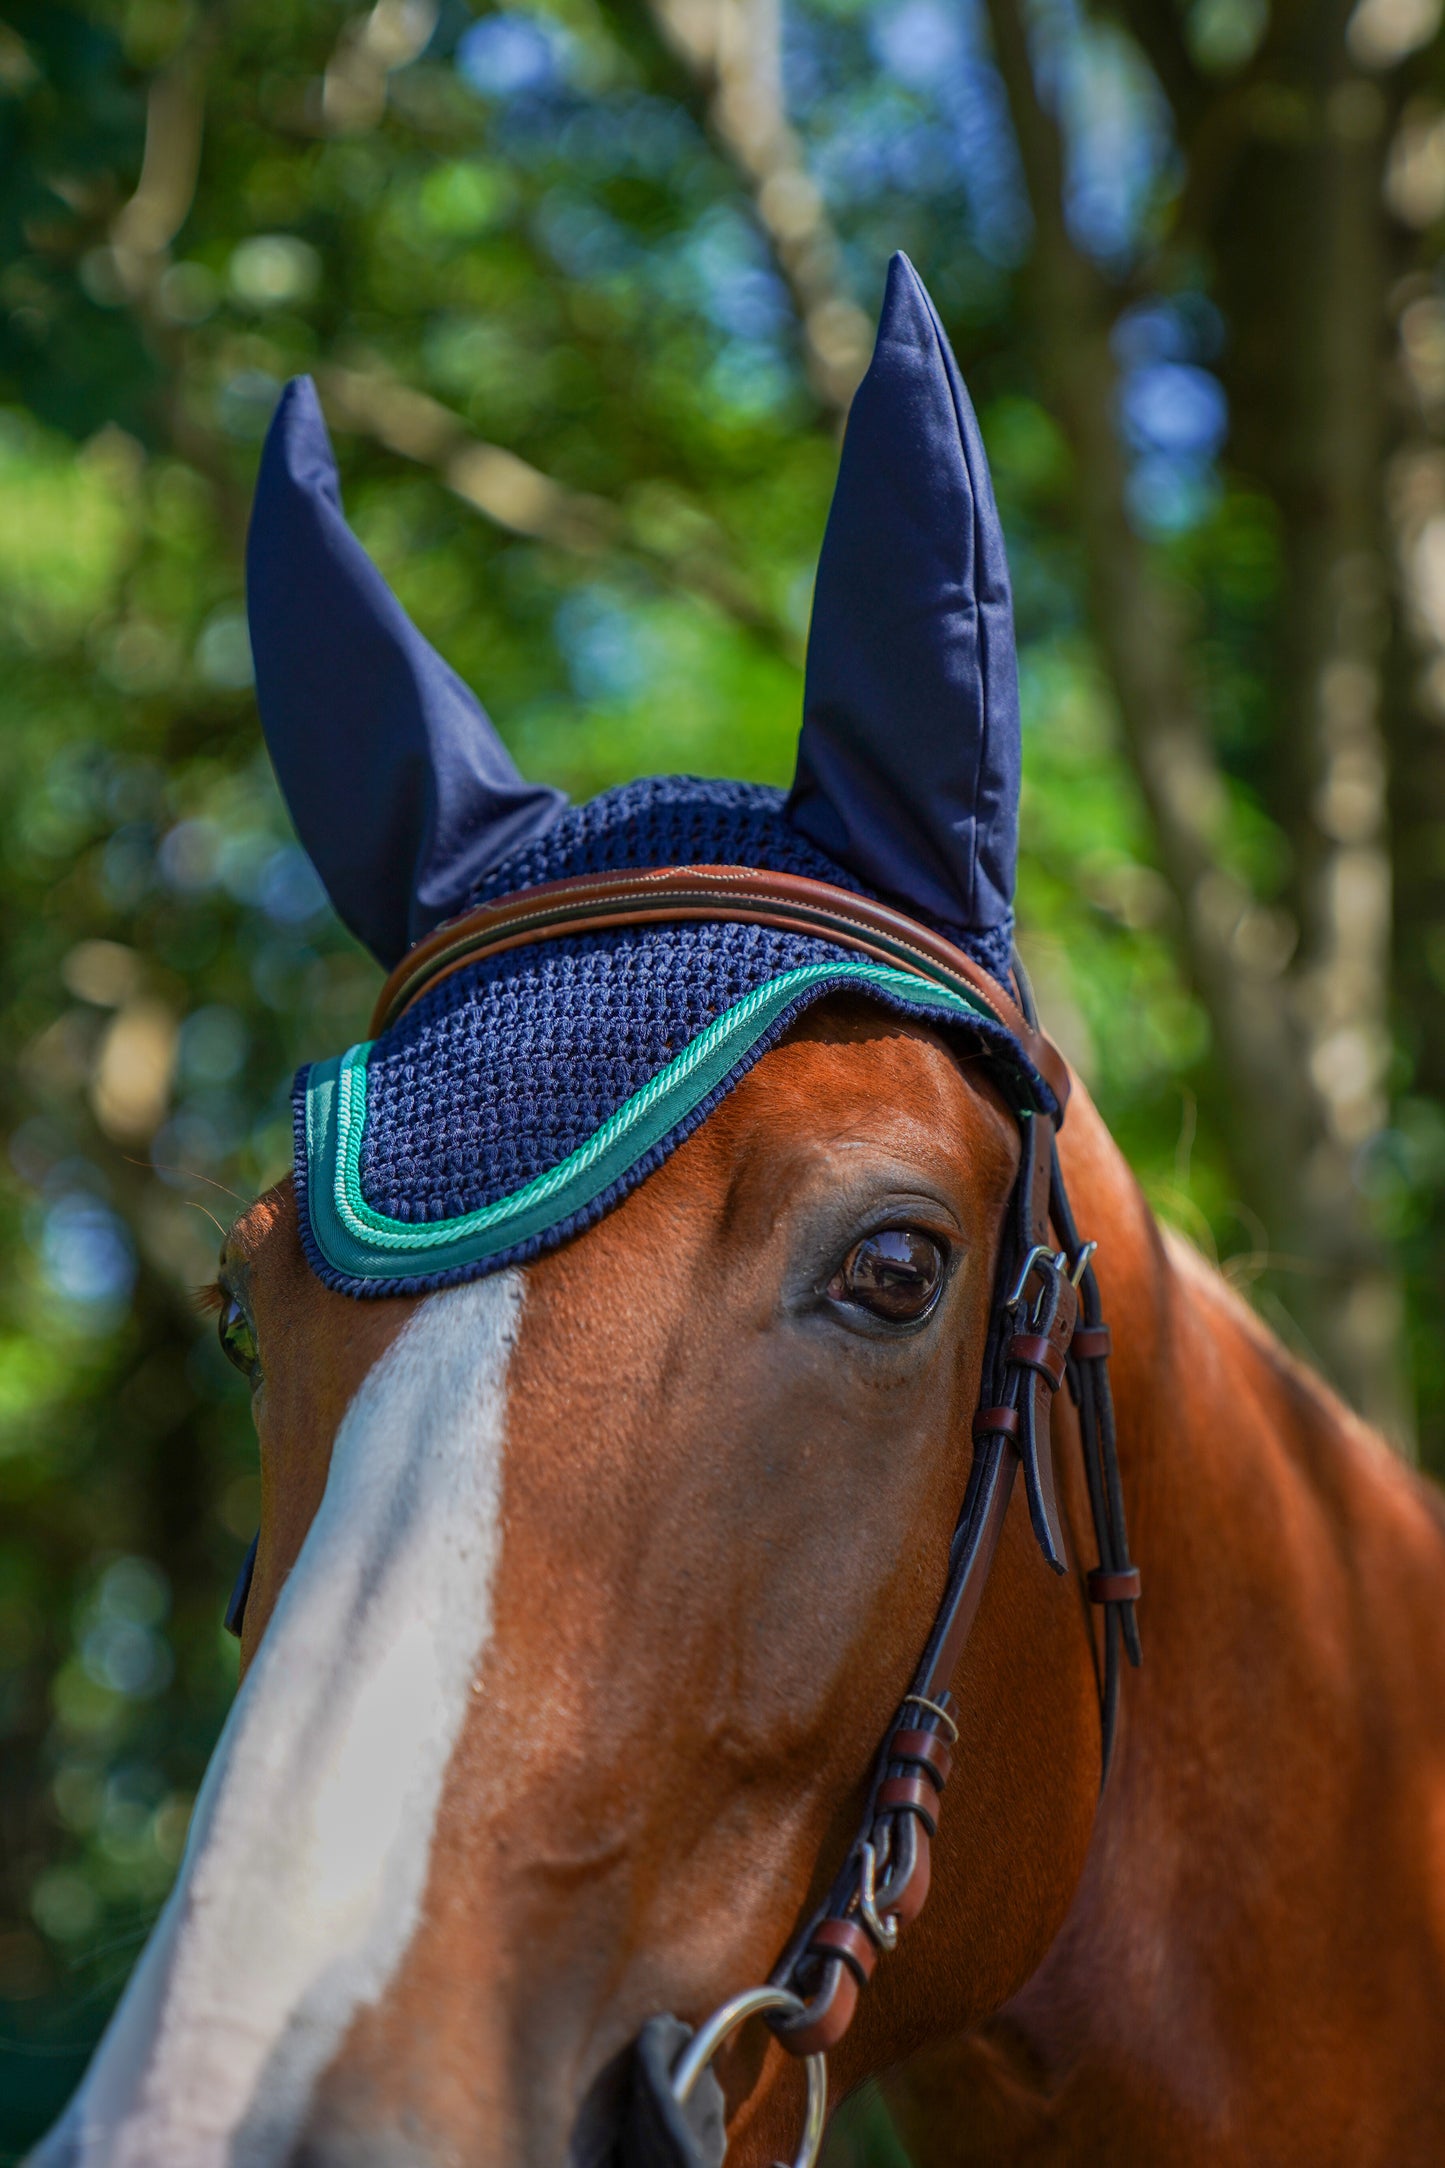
{"left": 32, "top": 257, "right": 1143, "bottom": 2168}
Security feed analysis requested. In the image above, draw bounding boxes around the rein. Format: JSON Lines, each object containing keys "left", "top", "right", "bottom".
{"left": 378, "top": 866, "right": 1141, "bottom": 2167}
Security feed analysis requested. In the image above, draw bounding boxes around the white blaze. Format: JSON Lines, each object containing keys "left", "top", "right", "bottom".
{"left": 30, "top": 1272, "right": 525, "bottom": 2167}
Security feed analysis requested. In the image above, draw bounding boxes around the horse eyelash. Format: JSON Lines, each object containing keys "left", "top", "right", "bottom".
{"left": 195, "top": 1280, "right": 225, "bottom": 1315}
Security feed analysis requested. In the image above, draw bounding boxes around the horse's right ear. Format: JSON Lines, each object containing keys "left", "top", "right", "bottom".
{"left": 245, "top": 378, "right": 566, "bottom": 969}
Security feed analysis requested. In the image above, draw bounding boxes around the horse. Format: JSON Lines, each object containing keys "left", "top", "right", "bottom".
{"left": 28, "top": 255, "right": 1445, "bottom": 2168}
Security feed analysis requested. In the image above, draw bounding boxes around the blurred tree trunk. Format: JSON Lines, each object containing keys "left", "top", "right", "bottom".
{"left": 1384, "top": 107, "right": 1445, "bottom": 1453}
{"left": 643, "top": 0, "right": 873, "bottom": 416}
{"left": 1207, "top": 2, "right": 1403, "bottom": 1433}
{"left": 986, "top": 0, "right": 1415, "bottom": 1445}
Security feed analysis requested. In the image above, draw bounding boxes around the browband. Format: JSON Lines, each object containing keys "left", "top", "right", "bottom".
{"left": 372, "top": 865, "right": 1071, "bottom": 1116}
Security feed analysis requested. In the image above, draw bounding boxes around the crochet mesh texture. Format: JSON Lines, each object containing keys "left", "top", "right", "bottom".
{"left": 300, "top": 776, "right": 1022, "bottom": 1286}
{"left": 466, "top": 776, "right": 1015, "bottom": 985}
{"left": 362, "top": 922, "right": 897, "bottom": 1220}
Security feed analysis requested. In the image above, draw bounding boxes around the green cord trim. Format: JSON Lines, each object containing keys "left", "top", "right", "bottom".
{"left": 303, "top": 961, "right": 990, "bottom": 1281}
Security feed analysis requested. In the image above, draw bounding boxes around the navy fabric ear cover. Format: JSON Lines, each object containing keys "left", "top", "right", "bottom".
{"left": 788, "top": 252, "right": 1021, "bottom": 940}
{"left": 245, "top": 377, "right": 567, "bottom": 968}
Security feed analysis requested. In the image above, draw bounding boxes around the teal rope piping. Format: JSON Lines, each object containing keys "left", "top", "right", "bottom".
{"left": 303, "top": 961, "right": 990, "bottom": 1281}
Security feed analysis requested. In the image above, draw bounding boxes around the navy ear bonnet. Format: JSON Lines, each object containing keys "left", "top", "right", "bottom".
{"left": 246, "top": 373, "right": 566, "bottom": 969}
{"left": 249, "top": 255, "right": 1040, "bottom": 1296}
{"left": 790, "top": 250, "right": 1020, "bottom": 936}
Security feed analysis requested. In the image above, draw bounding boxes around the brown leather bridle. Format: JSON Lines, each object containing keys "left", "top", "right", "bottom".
{"left": 372, "top": 863, "right": 1072, "bottom": 1098}
{"left": 374, "top": 862, "right": 1141, "bottom": 2143}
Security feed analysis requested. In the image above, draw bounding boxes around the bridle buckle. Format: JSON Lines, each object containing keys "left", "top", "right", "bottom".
{"left": 855, "top": 1840, "right": 899, "bottom": 1953}
{"left": 1006, "top": 1241, "right": 1060, "bottom": 1312}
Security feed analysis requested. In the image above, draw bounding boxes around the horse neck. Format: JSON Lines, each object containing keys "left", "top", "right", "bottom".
{"left": 1001, "top": 1084, "right": 1445, "bottom": 2115}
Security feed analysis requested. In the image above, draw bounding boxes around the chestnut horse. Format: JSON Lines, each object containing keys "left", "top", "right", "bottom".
{"left": 37, "top": 1010, "right": 1445, "bottom": 2164}
{"left": 28, "top": 252, "right": 1445, "bottom": 2163}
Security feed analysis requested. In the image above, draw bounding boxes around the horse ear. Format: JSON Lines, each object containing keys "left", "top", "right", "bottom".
{"left": 787, "top": 253, "right": 1020, "bottom": 940}
{"left": 245, "top": 377, "right": 566, "bottom": 969}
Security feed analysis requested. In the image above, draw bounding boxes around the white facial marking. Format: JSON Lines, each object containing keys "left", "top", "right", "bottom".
{"left": 29, "top": 1271, "right": 525, "bottom": 2168}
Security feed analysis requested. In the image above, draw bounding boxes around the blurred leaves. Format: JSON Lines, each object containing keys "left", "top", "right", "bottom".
{"left": 0, "top": 0, "right": 1429, "bottom": 2156}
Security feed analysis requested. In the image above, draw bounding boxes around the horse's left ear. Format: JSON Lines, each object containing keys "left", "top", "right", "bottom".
{"left": 246, "top": 377, "right": 566, "bottom": 969}
{"left": 787, "top": 253, "right": 1020, "bottom": 942}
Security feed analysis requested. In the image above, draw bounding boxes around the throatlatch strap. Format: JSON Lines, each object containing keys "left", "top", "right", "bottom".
{"left": 1050, "top": 1143, "right": 1142, "bottom": 1780}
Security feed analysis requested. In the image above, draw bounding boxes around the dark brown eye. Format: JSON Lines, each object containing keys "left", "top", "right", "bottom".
{"left": 828, "top": 1228, "right": 947, "bottom": 1325}
{"left": 218, "top": 1294, "right": 260, "bottom": 1380}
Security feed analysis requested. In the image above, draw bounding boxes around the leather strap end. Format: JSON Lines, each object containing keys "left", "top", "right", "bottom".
{"left": 1019, "top": 1391, "right": 1069, "bottom": 1575}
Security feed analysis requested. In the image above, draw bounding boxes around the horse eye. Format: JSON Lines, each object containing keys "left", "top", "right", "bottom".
{"left": 218, "top": 1294, "right": 260, "bottom": 1379}
{"left": 828, "top": 1229, "right": 947, "bottom": 1325}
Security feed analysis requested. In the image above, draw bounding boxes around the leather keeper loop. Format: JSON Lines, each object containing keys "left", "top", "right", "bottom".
{"left": 1088, "top": 1566, "right": 1141, "bottom": 1605}
{"left": 769, "top": 1958, "right": 859, "bottom": 2058}
{"left": 973, "top": 1404, "right": 1020, "bottom": 1442}
{"left": 1008, "top": 1332, "right": 1068, "bottom": 1390}
{"left": 809, "top": 1916, "right": 880, "bottom": 1986}
{"left": 877, "top": 1774, "right": 940, "bottom": 1836}
{"left": 1072, "top": 1324, "right": 1112, "bottom": 1361}
{"left": 890, "top": 1728, "right": 953, "bottom": 1788}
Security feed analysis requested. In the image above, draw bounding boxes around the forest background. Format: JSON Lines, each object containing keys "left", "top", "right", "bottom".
{"left": 3, "top": 0, "right": 1445, "bottom": 2156}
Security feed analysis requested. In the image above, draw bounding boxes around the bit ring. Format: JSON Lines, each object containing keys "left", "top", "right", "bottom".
{"left": 670, "top": 1984, "right": 828, "bottom": 2168}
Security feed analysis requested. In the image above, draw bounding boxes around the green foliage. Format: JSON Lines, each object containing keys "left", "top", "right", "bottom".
{"left": 0, "top": 0, "right": 1300, "bottom": 2155}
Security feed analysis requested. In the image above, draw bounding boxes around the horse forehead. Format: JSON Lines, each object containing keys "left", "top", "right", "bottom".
{"left": 717, "top": 1009, "right": 1020, "bottom": 1187}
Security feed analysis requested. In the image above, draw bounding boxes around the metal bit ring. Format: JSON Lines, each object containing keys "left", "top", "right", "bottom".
{"left": 670, "top": 1984, "right": 828, "bottom": 2168}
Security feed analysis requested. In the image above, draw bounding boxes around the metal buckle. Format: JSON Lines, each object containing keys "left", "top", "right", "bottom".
{"left": 1007, "top": 1239, "right": 1097, "bottom": 1316}
{"left": 1006, "top": 1242, "right": 1069, "bottom": 1320}
{"left": 669, "top": 1985, "right": 828, "bottom": 2168}
{"left": 855, "top": 1841, "right": 899, "bottom": 1952}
